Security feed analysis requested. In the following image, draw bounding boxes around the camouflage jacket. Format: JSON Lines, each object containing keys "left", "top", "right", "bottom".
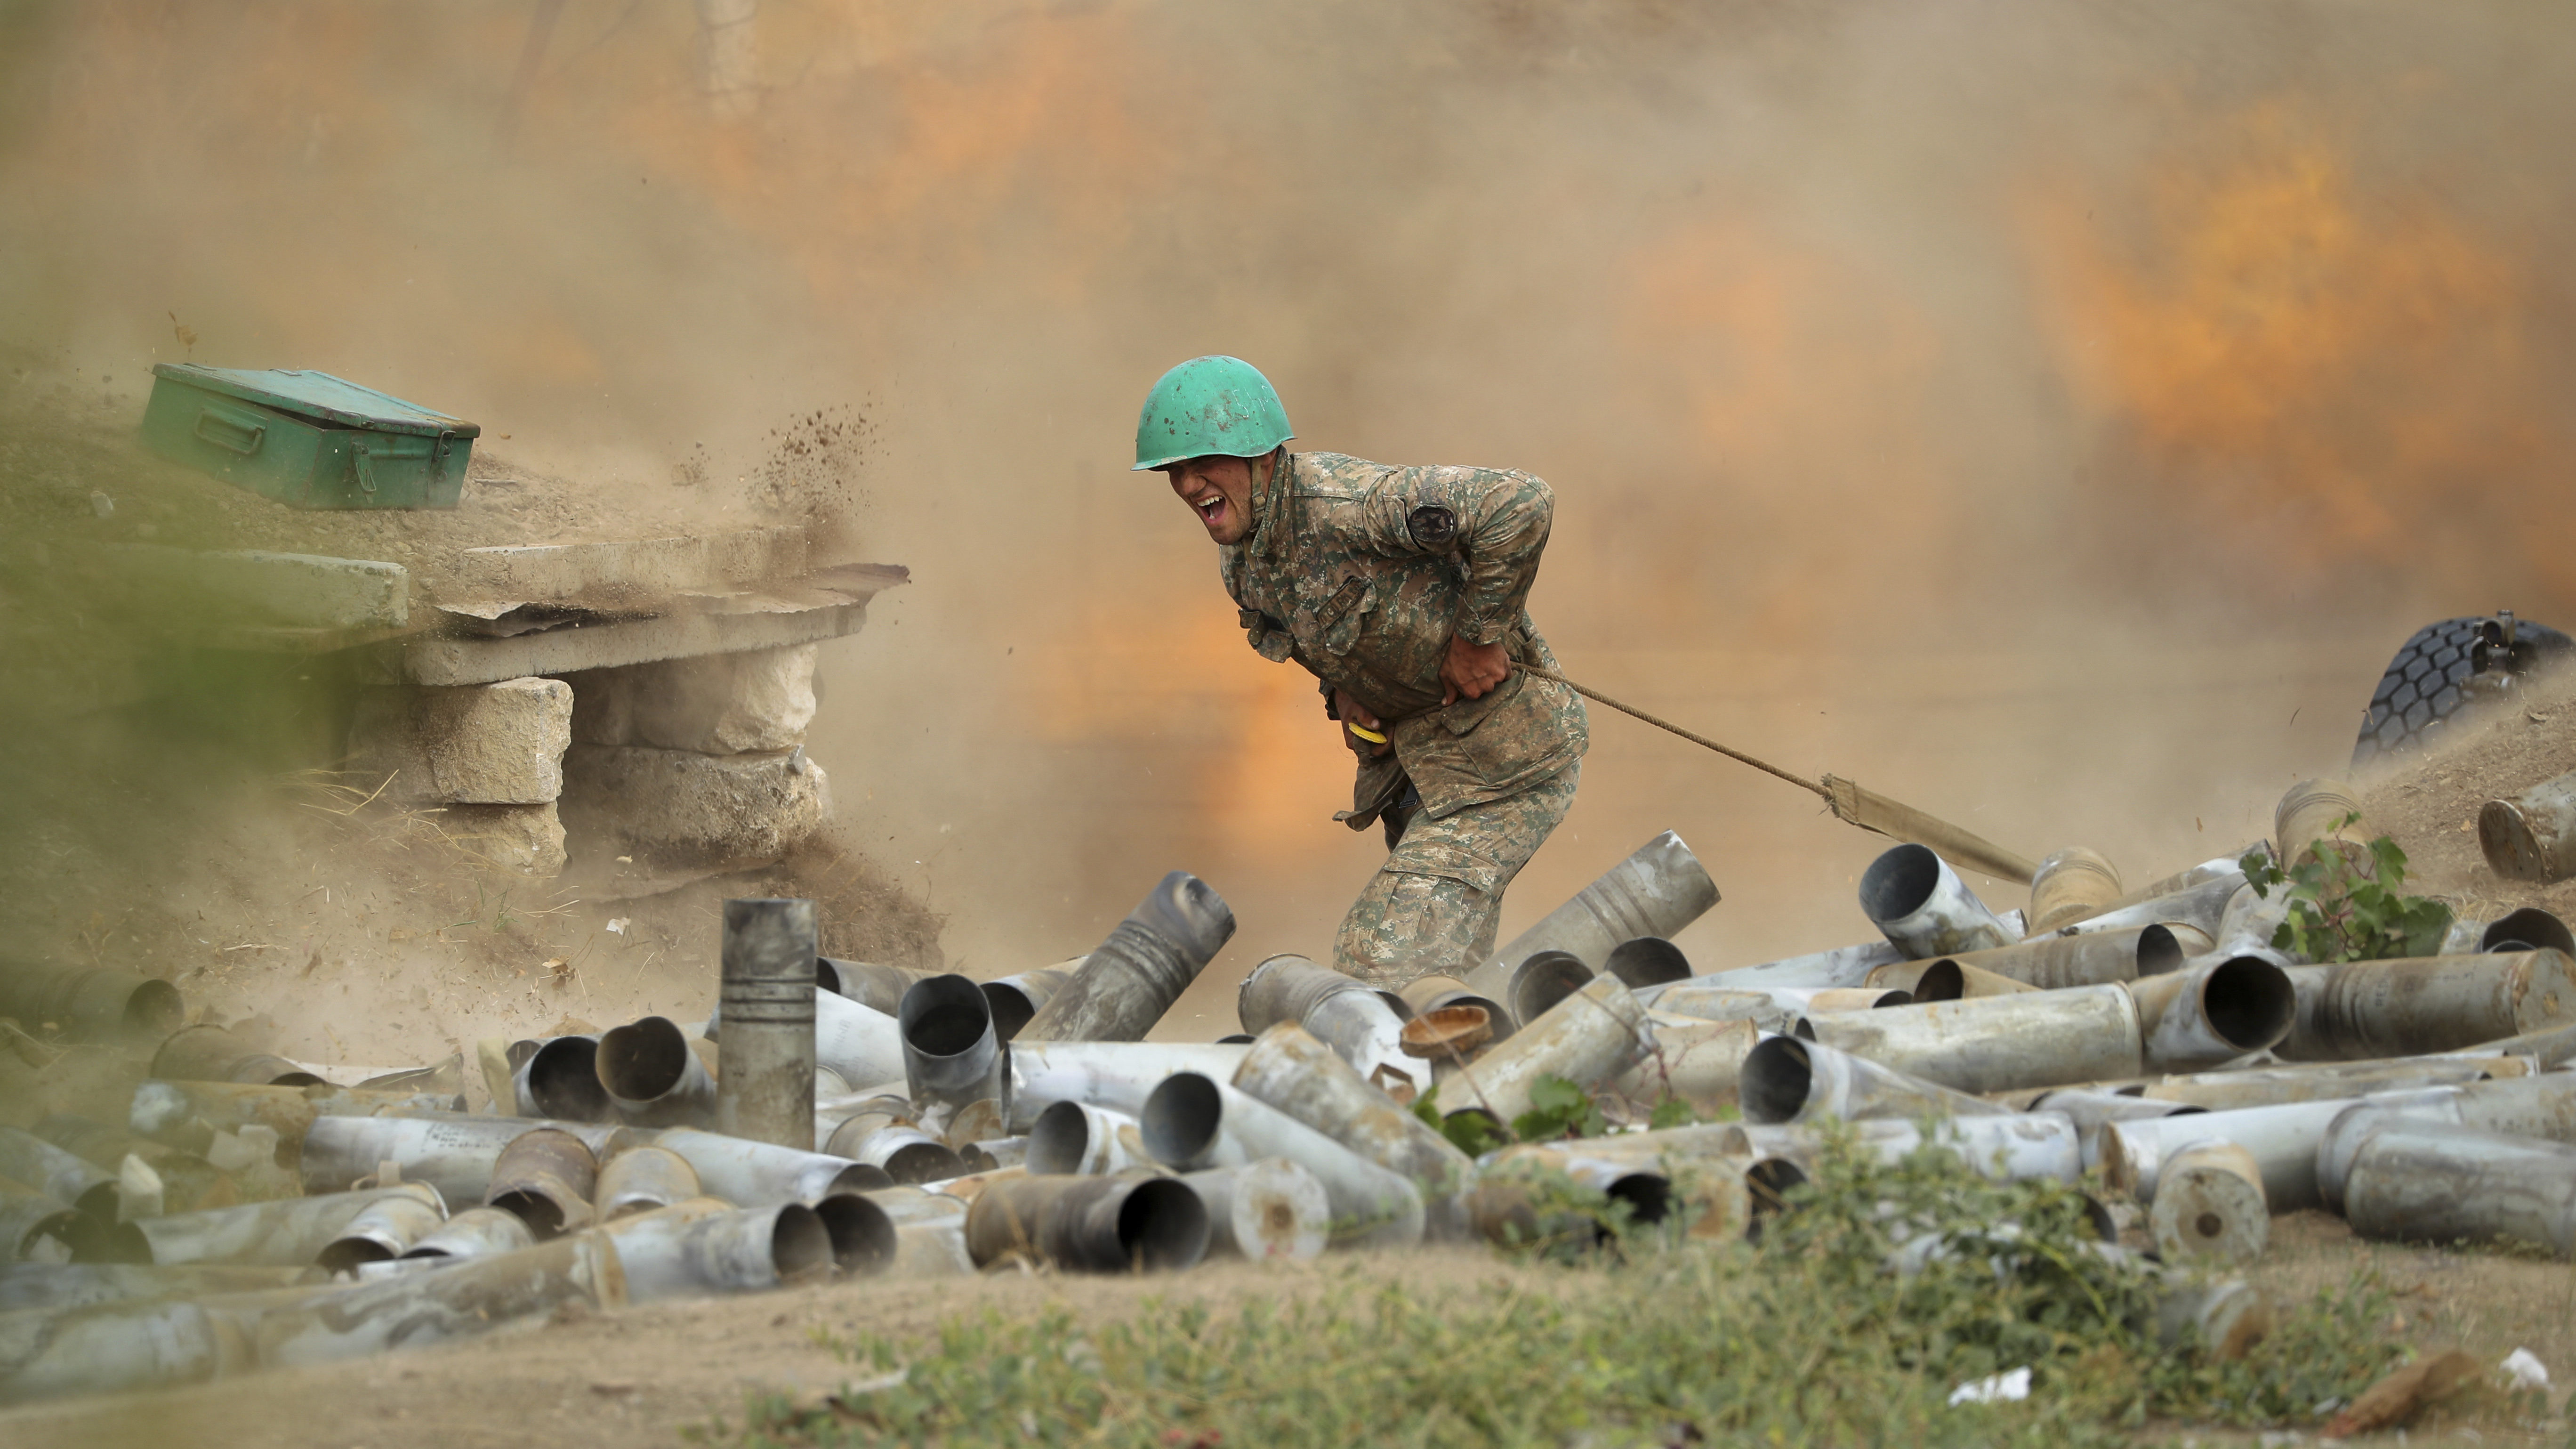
{"left": 1218, "top": 451, "right": 1588, "bottom": 825}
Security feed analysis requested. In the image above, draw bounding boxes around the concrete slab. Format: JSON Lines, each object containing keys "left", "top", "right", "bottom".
{"left": 346, "top": 676, "right": 573, "bottom": 804}
{"left": 559, "top": 745, "right": 831, "bottom": 873}
{"left": 445, "top": 526, "right": 810, "bottom": 610}
{"left": 381, "top": 565, "right": 904, "bottom": 687}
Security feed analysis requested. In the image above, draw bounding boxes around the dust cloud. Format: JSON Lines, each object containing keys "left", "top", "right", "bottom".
{"left": 5, "top": 0, "right": 2575, "bottom": 1030}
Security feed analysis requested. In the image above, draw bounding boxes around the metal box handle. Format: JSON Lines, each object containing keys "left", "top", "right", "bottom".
{"left": 193, "top": 402, "right": 267, "bottom": 457}
{"left": 351, "top": 434, "right": 436, "bottom": 494}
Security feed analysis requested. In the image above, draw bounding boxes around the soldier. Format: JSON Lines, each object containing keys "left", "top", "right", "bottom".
{"left": 1135, "top": 355, "right": 1588, "bottom": 986}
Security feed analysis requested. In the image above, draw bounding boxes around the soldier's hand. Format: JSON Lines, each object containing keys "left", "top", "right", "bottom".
{"left": 1440, "top": 635, "right": 1512, "bottom": 705}
{"left": 1334, "top": 689, "right": 1393, "bottom": 758}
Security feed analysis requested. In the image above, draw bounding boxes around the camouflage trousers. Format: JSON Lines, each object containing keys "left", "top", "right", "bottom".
{"left": 1331, "top": 760, "right": 1581, "bottom": 987}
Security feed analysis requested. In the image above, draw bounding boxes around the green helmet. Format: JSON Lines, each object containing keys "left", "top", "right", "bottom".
{"left": 1132, "top": 355, "right": 1294, "bottom": 471}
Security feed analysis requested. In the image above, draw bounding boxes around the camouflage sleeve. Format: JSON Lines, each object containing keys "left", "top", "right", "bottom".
{"left": 1356, "top": 466, "right": 1555, "bottom": 646}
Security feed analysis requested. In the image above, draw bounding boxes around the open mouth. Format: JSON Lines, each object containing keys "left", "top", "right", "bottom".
{"left": 1191, "top": 493, "right": 1227, "bottom": 527}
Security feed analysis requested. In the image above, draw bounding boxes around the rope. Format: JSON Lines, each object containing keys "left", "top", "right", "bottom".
{"left": 1511, "top": 662, "right": 1831, "bottom": 801}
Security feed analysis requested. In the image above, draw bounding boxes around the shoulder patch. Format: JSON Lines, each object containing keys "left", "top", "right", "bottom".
{"left": 1407, "top": 504, "right": 1459, "bottom": 550}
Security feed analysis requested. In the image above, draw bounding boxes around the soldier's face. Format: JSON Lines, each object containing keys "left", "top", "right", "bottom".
{"left": 1165, "top": 453, "right": 1256, "bottom": 545}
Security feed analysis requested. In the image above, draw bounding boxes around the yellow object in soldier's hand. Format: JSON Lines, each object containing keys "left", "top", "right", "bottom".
{"left": 1346, "top": 723, "right": 1388, "bottom": 744}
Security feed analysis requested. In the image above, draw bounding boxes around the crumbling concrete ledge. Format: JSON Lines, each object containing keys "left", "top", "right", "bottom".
{"left": 558, "top": 745, "right": 831, "bottom": 873}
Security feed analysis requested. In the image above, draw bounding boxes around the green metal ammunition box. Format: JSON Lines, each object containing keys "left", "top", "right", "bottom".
{"left": 139, "top": 364, "right": 479, "bottom": 510}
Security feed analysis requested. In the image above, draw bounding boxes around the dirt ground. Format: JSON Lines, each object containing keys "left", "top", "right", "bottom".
{"left": 2360, "top": 663, "right": 2576, "bottom": 926}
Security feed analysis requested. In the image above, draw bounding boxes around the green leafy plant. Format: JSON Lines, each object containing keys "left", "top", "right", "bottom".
{"left": 1410, "top": 1084, "right": 1506, "bottom": 1157}
{"left": 2241, "top": 817, "right": 2452, "bottom": 963}
{"left": 1509, "top": 1073, "right": 1608, "bottom": 1141}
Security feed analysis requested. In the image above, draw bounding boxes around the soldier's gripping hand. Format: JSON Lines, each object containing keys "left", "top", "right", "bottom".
{"left": 1440, "top": 635, "right": 1512, "bottom": 705}
{"left": 1333, "top": 688, "right": 1393, "bottom": 758}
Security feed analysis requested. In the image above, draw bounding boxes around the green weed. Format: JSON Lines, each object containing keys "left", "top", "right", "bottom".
{"left": 2241, "top": 818, "right": 2453, "bottom": 963}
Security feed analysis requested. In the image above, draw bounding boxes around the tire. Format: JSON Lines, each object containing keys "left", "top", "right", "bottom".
{"left": 2352, "top": 614, "right": 2576, "bottom": 769}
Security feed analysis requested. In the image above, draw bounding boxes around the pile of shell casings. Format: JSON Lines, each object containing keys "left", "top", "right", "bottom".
{"left": 10, "top": 777, "right": 2576, "bottom": 1405}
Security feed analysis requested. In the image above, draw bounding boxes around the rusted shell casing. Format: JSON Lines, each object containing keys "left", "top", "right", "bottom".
{"left": 1396, "top": 972, "right": 1497, "bottom": 1021}
{"left": 1799, "top": 984, "right": 2142, "bottom": 1096}
{"left": 0, "top": 966, "right": 183, "bottom": 1044}
{"left": 1865, "top": 959, "right": 2033, "bottom": 1002}
{"left": 1611, "top": 1016, "right": 1760, "bottom": 1115}
{"left": 137, "top": 1183, "right": 444, "bottom": 1268}
{"left": 314, "top": 1191, "right": 447, "bottom": 1275}
{"left": 1604, "top": 937, "right": 1692, "bottom": 989}
{"left": 593, "top": 1145, "right": 701, "bottom": 1222}
{"left": 300, "top": 1114, "right": 621, "bottom": 1204}
{"left": 2313, "top": 1074, "right": 2576, "bottom": 1210}
{"left": 1444, "top": 975, "right": 1652, "bottom": 1129}
{"left": 516, "top": 1035, "right": 612, "bottom": 1122}
{"left": 815, "top": 957, "right": 939, "bottom": 1016}
{"left": 817, "top": 1092, "right": 912, "bottom": 1158}
{"left": 399, "top": 1205, "right": 537, "bottom": 1263}
{"left": 981, "top": 964, "right": 1077, "bottom": 1042}
{"left": 1181, "top": 1158, "right": 1330, "bottom": 1261}
{"left": 484, "top": 1127, "right": 599, "bottom": 1239}
{"left": 599, "top": 1194, "right": 885, "bottom": 1299}
{"left": 2125, "top": 955, "right": 2297, "bottom": 1069}
{"left": 1020, "top": 872, "right": 1237, "bottom": 1044}
{"left": 1231, "top": 1023, "right": 1474, "bottom": 1237}
{"left": 2275, "top": 777, "right": 2374, "bottom": 872}
{"left": 2278, "top": 950, "right": 2576, "bottom": 1060}
{"left": 1027, "top": 1101, "right": 1150, "bottom": 1175}
{"left": 1139, "top": 1072, "right": 1425, "bottom": 1247}
{"left": 2148, "top": 1139, "right": 2267, "bottom": 1264}
{"left": 2052, "top": 873, "right": 2246, "bottom": 943}
{"left": 1464, "top": 830, "right": 1720, "bottom": 1025}
{"left": 1472, "top": 1147, "right": 1694, "bottom": 1243}
{"left": 2480, "top": 771, "right": 2576, "bottom": 882}
{"left": 2027, "top": 848, "right": 2124, "bottom": 933}
{"left": 2442, "top": 907, "right": 2576, "bottom": 959}
{"left": 1924, "top": 923, "right": 2206, "bottom": 993}
{"left": 898, "top": 973, "right": 1008, "bottom": 1113}
{"left": 1738, "top": 1036, "right": 2014, "bottom": 1126}
{"left": 2100, "top": 1098, "right": 2357, "bottom": 1209}
{"left": 2341, "top": 1125, "right": 2576, "bottom": 1255}
{"left": 962, "top": 1174, "right": 1208, "bottom": 1272}
{"left": 1002, "top": 1041, "right": 1251, "bottom": 1133}
{"left": 0, "top": 1126, "right": 120, "bottom": 1222}
{"left": 0, "top": 1180, "right": 94, "bottom": 1264}
{"left": 716, "top": 897, "right": 820, "bottom": 1152}
{"left": 148, "top": 1025, "right": 321, "bottom": 1087}
{"left": 596, "top": 1016, "right": 718, "bottom": 1128}
{"left": 1858, "top": 844, "right": 2016, "bottom": 959}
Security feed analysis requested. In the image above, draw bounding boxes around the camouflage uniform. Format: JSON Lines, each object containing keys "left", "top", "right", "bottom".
{"left": 1218, "top": 451, "right": 1588, "bottom": 986}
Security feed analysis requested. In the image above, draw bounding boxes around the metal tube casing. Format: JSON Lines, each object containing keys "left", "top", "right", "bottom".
{"left": 516, "top": 1035, "right": 612, "bottom": 1122}
{"left": 0, "top": 1127, "right": 119, "bottom": 1222}
{"left": 0, "top": 1264, "right": 303, "bottom": 1314}
{"left": 1940, "top": 923, "right": 2206, "bottom": 990}
{"left": 2026, "top": 1089, "right": 2208, "bottom": 1172}
{"left": 806, "top": 986, "right": 907, "bottom": 1089}
{"left": 1019, "top": 872, "right": 1238, "bottom": 1043}
{"left": 593, "top": 1145, "right": 701, "bottom": 1221}
{"left": 254, "top": 1231, "right": 626, "bottom": 1372}
{"left": 1605, "top": 937, "right": 1692, "bottom": 989}
{"left": 2442, "top": 907, "right": 2576, "bottom": 958}
{"left": 1180, "top": 1159, "right": 1330, "bottom": 1261}
{"left": 1471, "top": 1147, "right": 1696, "bottom": 1242}
{"left": 0, "top": 1182, "right": 93, "bottom": 1264}
{"left": 980, "top": 965, "right": 1077, "bottom": 1043}
{"left": 1858, "top": 844, "right": 2016, "bottom": 959}
{"left": 2100, "top": 1098, "right": 2359, "bottom": 1210}
{"left": 1866, "top": 959, "right": 2033, "bottom": 1001}
{"left": 1236, "top": 954, "right": 1398, "bottom": 1035}
{"left": 1230, "top": 1023, "right": 1474, "bottom": 1236}
{"left": 596, "top": 1197, "right": 853, "bottom": 1301}
{"left": 844, "top": 1125, "right": 967, "bottom": 1186}
{"left": 1003, "top": 1041, "right": 1252, "bottom": 1133}
{"left": 1735, "top": 1115, "right": 2082, "bottom": 1183}
{"left": 1463, "top": 831, "right": 1720, "bottom": 1025}
{"left": 897, "top": 974, "right": 1007, "bottom": 1113}
{"left": 298, "top": 1115, "right": 629, "bottom": 1205}
{"left": 399, "top": 1206, "right": 536, "bottom": 1263}
{"left": 314, "top": 1192, "right": 447, "bottom": 1276}
{"left": 716, "top": 898, "right": 820, "bottom": 1151}
{"left": 962, "top": 1174, "right": 1209, "bottom": 1272}
{"left": 1027, "top": 1102, "right": 1151, "bottom": 1176}
{"left": 2279, "top": 951, "right": 2576, "bottom": 1060}
{"left": 136, "top": 1184, "right": 445, "bottom": 1268}
{"left": 2051, "top": 874, "right": 2246, "bottom": 943}
{"left": 1444, "top": 974, "right": 1652, "bottom": 1128}
{"left": 1688, "top": 939, "right": 1904, "bottom": 993}
{"left": 2147, "top": 1139, "right": 2268, "bottom": 1264}
{"left": 2312, "top": 1074, "right": 2576, "bottom": 1210}
{"left": 654, "top": 1127, "right": 891, "bottom": 1205}
{"left": 2125, "top": 955, "right": 2297, "bottom": 1069}
{"left": 2341, "top": 1125, "right": 2576, "bottom": 1256}
{"left": 2026, "top": 848, "right": 2124, "bottom": 933}
{"left": 2481, "top": 772, "right": 2576, "bottom": 883}
{"left": 147, "top": 1025, "right": 320, "bottom": 1087}
{"left": 596, "top": 1017, "right": 718, "bottom": 1128}
{"left": 1738, "top": 1036, "right": 2014, "bottom": 1126}
{"left": 1799, "top": 984, "right": 2143, "bottom": 1096}
{"left": 1298, "top": 988, "right": 1415, "bottom": 1093}
{"left": 816, "top": 958, "right": 939, "bottom": 1016}
{"left": 1139, "top": 1073, "right": 1425, "bottom": 1247}
{"left": 2139, "top": 1055, "right": 2529, "bottom": 1110}
{"left": 2275, "top": 777, "right": 2373, "bottom": 871}
{"left": 1611, "top": 1016, "right": 1760, "bottom": 1115}
{"left": 0, "top": 966, "right": 183, "bottom": 1044}
{"left": 484, "top": 1127, "right": 599, "bottom": 1239}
